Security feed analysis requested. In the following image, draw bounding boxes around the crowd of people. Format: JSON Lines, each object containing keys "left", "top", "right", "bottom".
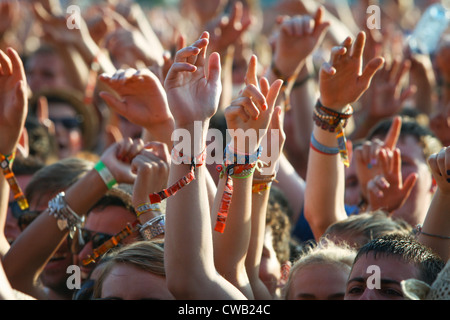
{"left": 0, "top": 0, "right": 449, "bottom": 301}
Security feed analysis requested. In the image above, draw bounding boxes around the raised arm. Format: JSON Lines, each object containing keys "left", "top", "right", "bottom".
{"left": 304, "top": 31, "right": 384, "bottom": 240}
{"left": 212, "top": 54, "right": 282, "bottom": 299}
{"left": 98, "top": 68, "right": 174, "bottom": 148}
{"left": 163, "top": 31, "right": 246, "bottom": 299}
{"left": 3, "top": 138, "right": 143, "bottom": 298}
{"left": 418, "top": 147, "right": 450, "bottom": 261}
{"left": 0, "top": 47, "right": 28, "bottom": 257}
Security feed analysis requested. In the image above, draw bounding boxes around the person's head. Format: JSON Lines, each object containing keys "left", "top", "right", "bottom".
{"left": 29, "top": 89, "right": 99, "bottom": 159}
{"left": 25, "top": 45, "right": 71, "bottom": 93}
{"left": 283, "top": 239, "right": 356, "bottom": 300}
{"left": 23, "top": 157, "right": 93, "bottom": 296}
{"left": 5, "top": 156, "right": 45, "bottom": 244}
{"left": 366, "top": 116, "right": 442, "bottom": 225}
{"left": 73, "top": 185, "right": 139, "bottom": 280}
{"left": 259, "top": 187, "right": 292, "bottom": 299}
{"left": 345, "top": 234, "right": 445, "bottom": 300}
{"left": 92, "top": 240, "right": 174, "bottom": 300}
{"left": 324, "top": 210, "right": 413, "bottom": 249}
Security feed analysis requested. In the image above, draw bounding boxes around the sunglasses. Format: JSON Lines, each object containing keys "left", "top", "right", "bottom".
{"left": 9, "top": 201, "right": 42, "bottom": 231}
{"left": 71, "top": 228, "right": 114, "bottom": 255}
{"left": 50, "top": 116, "right": 83, "bottom": 130}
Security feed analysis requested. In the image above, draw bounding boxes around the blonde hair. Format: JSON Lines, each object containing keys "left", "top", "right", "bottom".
{"left": 92, "top": 240, "right": 165, "bottom": 299}
{"left": 282, "top": 239, "right": 356, "bottom": 299}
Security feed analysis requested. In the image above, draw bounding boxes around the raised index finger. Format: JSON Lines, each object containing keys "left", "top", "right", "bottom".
{"left": 384, "top": 116, "right": 402, "bottom": 150}
{"left": 245, "top": 55, "right": 258, "bottom": 87}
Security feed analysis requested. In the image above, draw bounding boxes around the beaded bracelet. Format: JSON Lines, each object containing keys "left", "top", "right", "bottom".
{"left": 0, "top": 151, "right": 29, "bottom": 211}
{"left": 83, "top": 220, "right": 140, "bottom": 265}
{"left": 148, "top": 147, "right": 206, "bottom": 204}
{"left": 312, "top": 99, "right": 352, "bottom": 167}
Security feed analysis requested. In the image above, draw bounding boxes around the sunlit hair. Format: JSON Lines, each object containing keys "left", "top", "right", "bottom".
{"left": 92, "top": 240, "right": 165, "bottom": 299}
{"left": 282, "top": 238, "right": 356, "bottom": 299}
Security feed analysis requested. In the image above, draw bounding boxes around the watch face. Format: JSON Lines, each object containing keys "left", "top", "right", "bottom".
{"left": 1, "top": 160, "right": 9, "bottom": 169}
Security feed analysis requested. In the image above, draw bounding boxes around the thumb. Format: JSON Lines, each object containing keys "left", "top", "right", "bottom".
{"left": 99, "top": 91, "right": 127, "bottom": 115}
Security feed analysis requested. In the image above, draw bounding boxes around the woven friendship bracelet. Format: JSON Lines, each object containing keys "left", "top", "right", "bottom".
{"left": 83, "top": 220, "right": 141, "bottom": 265}
{"left": 0, "top": 151, "right": 29, "bottom": 211}
{"left": 149, "top": 147, "right": 207, "bottom": 204}
{"left": 135, "top": 202, "right": 162, "bottom": 217}
{"left": 214, "top": 145, "right": 262, "bottom": 233}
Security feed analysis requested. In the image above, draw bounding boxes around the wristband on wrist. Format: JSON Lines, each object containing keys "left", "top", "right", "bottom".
{"left": 135, "top": 202, "right": 162, "bottom": 218}
{"left": 94, "top": 161, "right": 117, "bottom": 190}
{"left": 0, "top": 151, "right": 29, "bottom": 211}
{"left": 310, "top": 134, "right": 339, "bottom": 155}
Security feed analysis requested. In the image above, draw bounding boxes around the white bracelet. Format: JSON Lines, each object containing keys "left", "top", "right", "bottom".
{"left": 94, "top": 161, "right": 117, "bottom": 189}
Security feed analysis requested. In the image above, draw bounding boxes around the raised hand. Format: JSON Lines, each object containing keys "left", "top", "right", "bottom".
{"left": 131, "top": 141, "right": 170, "bottom": 208}
{"left": 99, "top": 138, "right": 145, "bottom": 185}
{"left": 272, "top": 6, "right": 330, "bottom": 77}
{"left": 319, "top": 31, "right": 385, "bottom": 110}
{"left": 164, "top": 31, "right": 221, "bottom": 128}
{"left": 208, "top": 1, "right": 253, "bottom": 55}
{"left": 354, "top": 116, "right": 402, "bottom": 200}
{"left": 224, "top": 55, "right": 283, "bottom": 154}
{"left": 367, "top": 147, "right": 418, "bottom": 213}
{"left": 99, "top": 68, "right": 173, "bottom": 132}
{"left": 361, "top": 59, "right": 416, "bottom": 120}
{"left": 428, "top": 147, "right": 450, "bottom": 195}
{"left": 0, "top": 48, "right": 27, "bottom": 156}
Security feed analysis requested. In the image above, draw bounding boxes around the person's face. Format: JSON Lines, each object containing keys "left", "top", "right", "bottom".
{"left": 287, "top": 264, "right": 349, "bottom": 300}
{"left": 75, "top": 205, "right": 137, "bottom": 280}
{"left": 390, "top": 135, "right": 434, "bottom": 225}
{"left": 48, "top": 102, "right": 83, "bottom": 159}
{"left": 26, "top": 53, "right": 69, "bottom": 93}
{"left": 100, "top": 263, "right": 174, "bottom": 300}
{"left": 345, "top": 252, "right": 419, "bottom": 300}
{"left": 259, "top": 227, "right": 282, "bottom": 298}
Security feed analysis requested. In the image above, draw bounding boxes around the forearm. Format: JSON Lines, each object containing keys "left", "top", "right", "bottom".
{"left": 0, "top": 174, "right": 10, "bottom": 257}
{"left": 3, "top": 168, "right": 108, "bottom": 296}
{"left": 304, "top": 125, "right": 347, "bottom": 240}
{"left": 246, "top": 185, "right": 272, "bottom": 300}
{"left": 418, "top": 189, "right": 450, "bottom": 261}
{"left": 212, "top": 175, "right": 254, "bottom": 299}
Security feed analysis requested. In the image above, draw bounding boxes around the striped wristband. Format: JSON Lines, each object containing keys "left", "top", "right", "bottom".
{"left": 94, "top": 161, "right": 117, "bottom": 189}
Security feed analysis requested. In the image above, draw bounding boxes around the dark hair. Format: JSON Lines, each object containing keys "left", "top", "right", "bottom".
{"left": 355, "top": 234, "right": 445, "bottom": 285}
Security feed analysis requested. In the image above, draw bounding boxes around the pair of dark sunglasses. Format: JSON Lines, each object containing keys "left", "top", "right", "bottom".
{"left": 50, "top": 116, "right": 83, "bottom": 130}
{"left": 9, "top": 201, "right": 42, "bottom": 231}
{"left": 71, "top": 228, "right": 114, "bottom": 254}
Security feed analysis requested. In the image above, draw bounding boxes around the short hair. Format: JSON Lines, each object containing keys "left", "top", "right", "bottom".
{"left": 25, "top": 157, "right": 94, "bottom": 203}
{"left": 282, "top": 239, "right": 356, "bottom": 299}
{"left": 92, "top": 240, "right": 165, "bottom": 299}
{"left": 366, "top": 116, "right": 442, "bottom": 161}
{"left": 324, "top": 210, "right": 413, "bottom": 249}
{"left": 354, "top": 234, "right": 445, "bottom": 285}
